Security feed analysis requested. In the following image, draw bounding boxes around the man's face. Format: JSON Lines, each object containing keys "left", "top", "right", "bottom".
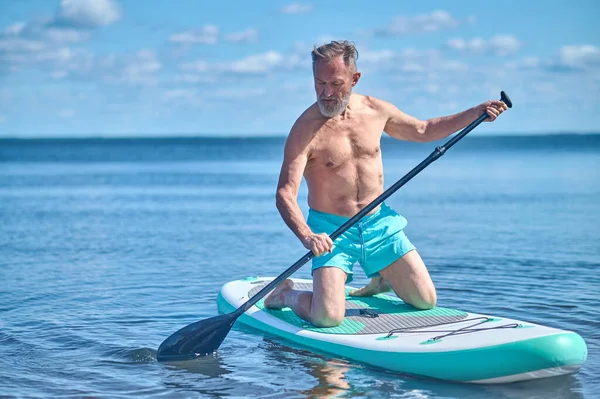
{"left": 313, "top": 56, "right": 359, "bottom": 118}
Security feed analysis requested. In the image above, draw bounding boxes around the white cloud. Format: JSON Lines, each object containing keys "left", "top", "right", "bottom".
{"left": 505, "top": 56, "right": 540, "bottom": 70}
{"left": 447, "top": 35, "right": 522, "bottom": 56}
{"left": 0, "top": 24, "right": 90, "bottom": 61}
{"left": 163, "top": 89, "right": 202, "bottom": 107}
{"left": 424, "top": 84, "right": 439, "bottom": 94}
{"left": 377, "top": 10, "right": 459, "bottom": 36}
{"left": 178, "top": 50, "right": 304, "bottom": 80}
{"left": 59, "top": 109, "right": 76, "bottom": 118}
{"left": 531, "top": 83, "right": 558, "bottom": 94}
{"left": 360, "top": 48, "right": 474, "bottom": 96}
{"left": 47, "top": 49, "right": 162, "bottom": 85}
{"left": 44, "top": 28, "right": 90, "bottom": 43}
{"left": 164, "top": 89, "right": 196, "bottom": 99}
{"left": 400, "top": 61, "right": 424, "bottom": 73}
{"left": 121, "top": 50, "right": 161, "bottom": 86}
{"left": 447, "top": 37, "right": 485, "bottom": 51}
{"left": 280, "top": 3, "right": 313, "bottom": 14}
{"left": 344, "top": 47, "right": 472, "bottom": 99}
{"left": 489, "top": 35, "right": 523, "bottom": 56}
{"left": 221, "top": 51, "right": 284, "bottom": 74}
{"left": 504, "top": 45, "right": 599, "bottom": 73}
{"left": 169, "top": 26, "right": 219, "bottom": 45}
{"left": 0, "top": 1, "right": 118, "bottom": 77}
{"left": 50, "top": 70, "right": 69, "bottom": 79}
{"left": 360, "top": 49, "right": 396, "bottom": 64}
{"left": 164, "top": 87, "right": 268, "bottom": 108}
{"left": 291, "top": 41, "right": 312, "bottom": 55}
{"left": 4, "top": 22, "right": 26, "bottom": 35}
{"left": 56, "top": 0, "right": 121, "bottom": 28}
{"left": 170, "top": 26, "right": 258, "bottom": 46}
{"left": 224, "top": 29, "right": 258, "bottom": 43}
{"left": 174, "top": 73, "right": 216, "bottom": 84}
{"left": 180, "top": 60, "right": 210, "bottom": 73}
{"left": 2, "top": 18, "right": 92, "bottom": 46}
{"left": 0, "top": 37, "right": 46, "bottom": 53}
{"left": 3, "top": 45, "right": 81, "bottom": 66}
{"left": 182, "top": 52, "right": 285, "bottom": 75}
{"left": 442, "top": 60, "right": 468, "bottom": 72}
{"left": 212, "top": 88, "right": 267, "bottom": 99}
{"left": 0, "top": 18, "right": 94, "bottom": 78}
{"left": 556, "top": 45, "right": 600, "bottom": 70}
{"left": 397, "top": 48, "right": 468, "bottom": 75}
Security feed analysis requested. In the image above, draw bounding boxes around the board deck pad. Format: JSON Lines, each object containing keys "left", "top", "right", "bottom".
{"left": 248, "top": 281, "right": 468, "bottom": 335}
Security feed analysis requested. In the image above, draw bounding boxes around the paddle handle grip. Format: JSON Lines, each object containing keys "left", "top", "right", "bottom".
{"left": 238, "top": 91, "right": 512, "bottom": 314}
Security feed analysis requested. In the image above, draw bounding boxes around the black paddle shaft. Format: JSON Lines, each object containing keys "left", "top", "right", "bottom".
{"left": 236, "top": 91, "right": 512, "bottom": 315}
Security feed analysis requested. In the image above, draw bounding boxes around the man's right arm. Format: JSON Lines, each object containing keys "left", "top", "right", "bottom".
{"left": 276, "top": 119, "right": 333, "bottom": 256}
{"left": 276, "top": 120, "right": 313, "bottom": 241}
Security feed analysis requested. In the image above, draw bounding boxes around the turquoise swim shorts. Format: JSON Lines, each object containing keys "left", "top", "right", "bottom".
{"left": 306, "top": 202, "right": 416, "bottom": 283}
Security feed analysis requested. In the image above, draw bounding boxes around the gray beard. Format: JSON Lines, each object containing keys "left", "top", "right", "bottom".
{"left": 317, "top": 94, "right": 351, "bottom": 118}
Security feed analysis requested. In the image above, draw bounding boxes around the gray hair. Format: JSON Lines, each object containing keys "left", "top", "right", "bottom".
{"left": 311, "top": 40, "right": 359, "bottom": 74}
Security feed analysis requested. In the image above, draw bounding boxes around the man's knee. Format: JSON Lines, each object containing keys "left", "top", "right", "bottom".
{"left": 311, "top": 307, "right": 345, "bottom": 327}
{"left": 409, "top": 288, "right": 437, "bottom": 310}
{"left": 310, "top": 266, "right": 348, "bottom": 327}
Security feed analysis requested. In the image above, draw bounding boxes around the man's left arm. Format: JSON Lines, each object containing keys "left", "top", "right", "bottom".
{"left": 379, "top": 98, "right": 508, "bottom": 143}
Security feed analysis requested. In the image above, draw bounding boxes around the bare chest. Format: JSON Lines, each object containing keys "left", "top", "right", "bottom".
{"left": 308, "top": 118, "right": 383, "bottom": 169}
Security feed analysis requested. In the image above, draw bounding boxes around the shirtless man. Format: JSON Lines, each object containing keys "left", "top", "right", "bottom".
{"left": 265, "top": 40, "right": 507, "bottom": 327}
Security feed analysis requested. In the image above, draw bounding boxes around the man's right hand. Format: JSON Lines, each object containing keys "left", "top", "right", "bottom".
{"left": 301, "top": 233, "right": 334, "bottom": 257}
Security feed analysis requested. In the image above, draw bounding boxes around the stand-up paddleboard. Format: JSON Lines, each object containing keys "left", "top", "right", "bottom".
{"left": 217, "top": 276, "right": 587, "bottom": 384}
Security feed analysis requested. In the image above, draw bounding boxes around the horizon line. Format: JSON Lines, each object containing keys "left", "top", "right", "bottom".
{"left": 1, "top": 131, "right": 600, "bottom": 140}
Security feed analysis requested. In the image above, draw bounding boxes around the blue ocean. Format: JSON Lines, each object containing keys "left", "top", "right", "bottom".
{"left": 1, "top": 134, "right": 599, "bottom": 398}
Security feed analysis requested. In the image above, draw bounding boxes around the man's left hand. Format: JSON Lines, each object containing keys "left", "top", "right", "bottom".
{"left": 481, "top": 100, "right": 508, "bottom": 122}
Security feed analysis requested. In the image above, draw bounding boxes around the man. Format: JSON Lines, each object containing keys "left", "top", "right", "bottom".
{"left": 265, "top": 40, "right": 507, "bottom": 327}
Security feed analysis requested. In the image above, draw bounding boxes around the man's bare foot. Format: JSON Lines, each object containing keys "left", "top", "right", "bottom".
{"left": 349, "top": 276, "right": 392, "bottom": 297}
{"left": 264, "top": 279, "right": 294, "bottom": 309}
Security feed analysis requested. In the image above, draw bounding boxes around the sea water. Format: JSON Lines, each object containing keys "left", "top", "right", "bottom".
{"left": 1, "top": 135, "right": 598, "bottom": 398}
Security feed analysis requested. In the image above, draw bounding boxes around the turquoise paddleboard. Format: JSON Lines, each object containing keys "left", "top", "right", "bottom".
{"left": 217, "top": 277, "right": 587, "bottom": 384}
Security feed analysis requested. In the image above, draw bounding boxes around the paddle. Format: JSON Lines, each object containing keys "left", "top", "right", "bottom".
{"left": 156, "top": 91, "right": 513, "bottom": 362}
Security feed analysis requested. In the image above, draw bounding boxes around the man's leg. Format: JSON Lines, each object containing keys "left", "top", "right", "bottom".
{"left": 350, "top": 250, "right": 437, "bottom": 310}
{"left": 264, "top": 267, "right": 348, "bottom": 327}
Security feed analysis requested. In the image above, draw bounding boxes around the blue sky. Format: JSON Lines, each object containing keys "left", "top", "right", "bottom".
{"left": 0, "top": 0, "right": 598, "bottom": 138}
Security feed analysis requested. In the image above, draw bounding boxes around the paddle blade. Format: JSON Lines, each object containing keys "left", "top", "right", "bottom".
{"left": 156, "top": 313, "right": 237, "bottom": 362}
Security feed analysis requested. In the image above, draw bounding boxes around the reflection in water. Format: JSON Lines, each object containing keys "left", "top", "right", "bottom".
{"left": 260, "top": 338, "right": 353, "bottom": 398}
{"left": 163, "top": 353, "right": 232, "bottom": 378}
{"left": 483, "top": 374, "right": 585, "bottom": 399}
{"left": 257, "top": 336, "right": 586, "bottom": 399}
{"left": 302, "top": 360, "right": 351, "bottom": 399}
{"left": 160, "top": 352, "right": 239, "bottom": 397}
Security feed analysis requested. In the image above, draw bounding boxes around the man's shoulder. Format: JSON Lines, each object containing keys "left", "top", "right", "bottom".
{"left": 352, "top": 93, "right": 394, "bottom": 119}
{"left": 284, "top": 103, "right": 320, "bottom": 151}
{"left": 358, "top": 94, "right": 390, "bottom": 110}
{"left": 290, "top": 103, "right": 321, "bottom": 131}
{"left": 297, "top": 102, "right": 320, "bottom": 121}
